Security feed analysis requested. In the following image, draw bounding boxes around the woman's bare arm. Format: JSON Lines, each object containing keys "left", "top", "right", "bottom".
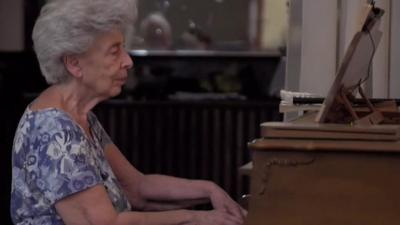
{"left": 104, "top": 144, "right": 246, "bottom": 219}
{"left": 55, "top": 184, "right": 243, "bottom": 225}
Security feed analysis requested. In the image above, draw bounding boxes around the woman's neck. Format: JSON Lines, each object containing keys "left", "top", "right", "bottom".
{"left": 32, "top": 81, "right": 103, "bottom": 123}
{"left": 55, "top": 82, "right": 103, "bottom": 121}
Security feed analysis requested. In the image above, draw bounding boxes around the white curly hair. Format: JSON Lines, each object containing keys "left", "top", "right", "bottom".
{"left": 32, "top": 0, "right": 137, "bottom": 84}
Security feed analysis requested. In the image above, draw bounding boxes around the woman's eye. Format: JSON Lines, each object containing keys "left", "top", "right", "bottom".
{"left": 110, "top": 47, "right": 120, "bottom": 55}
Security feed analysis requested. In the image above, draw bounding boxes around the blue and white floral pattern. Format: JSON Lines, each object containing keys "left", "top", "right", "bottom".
{"left": 11, "top": 107, "right": 131, "bottom": 225}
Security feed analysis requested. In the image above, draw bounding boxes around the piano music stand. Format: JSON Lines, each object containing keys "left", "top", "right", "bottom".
{"left": 315, "top": 5, "right": 386, "bottom": 125}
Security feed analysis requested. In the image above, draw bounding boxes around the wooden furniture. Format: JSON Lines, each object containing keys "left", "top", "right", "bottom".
{"left": 244, "top": 123, "right": 400, "bottom": 225}
{"left": 243, "top": 5, "right": 400, "bottom": 224}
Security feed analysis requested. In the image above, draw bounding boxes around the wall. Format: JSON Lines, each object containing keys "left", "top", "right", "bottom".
{"left": 286, "top": 0, "right": 400, "bottom": 99}
{"left": 0, "top": 0, "right": 24, "bottom": 51}
{"left": 372, "top": 0, "right": 390, "bottom": 98}
{"left": 286, "top": 0, "right": 338, "bottom": 96}
{"left": 299, "top": 0, "right": 338, "bottom": 96}
{"left": 390, "top": 1, "right": 400, "bottom": 98}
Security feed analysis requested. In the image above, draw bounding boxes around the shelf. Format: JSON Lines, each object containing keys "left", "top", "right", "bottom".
{"left": 129, "top": 49, "right": 282, "bottom": 58}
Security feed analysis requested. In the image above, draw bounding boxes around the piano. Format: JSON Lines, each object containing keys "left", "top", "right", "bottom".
{"left": 244, "top": 4, "right": 400, "bottom": 225}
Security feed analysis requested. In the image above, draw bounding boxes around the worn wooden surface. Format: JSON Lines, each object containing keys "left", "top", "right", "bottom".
{"left": 261, "top": 122, "right": 400, "bottom": 141}
{"left": 245, "top": 138, "right": 400, "bottom": 225}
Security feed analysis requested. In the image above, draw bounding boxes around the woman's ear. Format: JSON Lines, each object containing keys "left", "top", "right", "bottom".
{"left": 63, "top": 55, "right": 82, "bottom": 78}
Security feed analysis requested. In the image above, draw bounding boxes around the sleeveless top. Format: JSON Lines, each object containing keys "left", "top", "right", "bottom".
{"left": 11, "top": 107, "right": 131, "bottom": 225}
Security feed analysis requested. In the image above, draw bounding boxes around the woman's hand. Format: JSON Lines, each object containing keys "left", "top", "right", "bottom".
{"left": 191, "top": 210, "right": 244, "bottom": 225}
{"left": 207, "top": 182, "right": 247, "bottom": 222}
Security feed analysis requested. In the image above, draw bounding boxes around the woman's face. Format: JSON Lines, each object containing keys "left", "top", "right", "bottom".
{"left": 78, "top": 29, "right": 133, "bottom": 99}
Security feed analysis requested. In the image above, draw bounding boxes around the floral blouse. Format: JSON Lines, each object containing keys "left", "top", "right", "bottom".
{"left": 11, "top": 107, "right": 131, "bottom": 225}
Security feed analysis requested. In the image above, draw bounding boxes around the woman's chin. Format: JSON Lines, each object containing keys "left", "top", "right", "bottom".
{"left": 107, "top": 86, "right": 123, "bottom": 98}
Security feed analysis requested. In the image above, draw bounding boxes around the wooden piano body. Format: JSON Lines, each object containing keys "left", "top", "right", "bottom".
{"left": 241, "top": 5, "right": 400, "bottom": 225}
{"left": 245, "top": 123, "right": 400, "bottom": 225}
{"left": 243, "top": 5, "right": 399, "bottom": 224}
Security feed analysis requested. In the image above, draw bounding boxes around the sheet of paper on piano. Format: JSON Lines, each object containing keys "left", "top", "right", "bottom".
{"left": 315, "top": 5, "right": 391, "bottom": 125}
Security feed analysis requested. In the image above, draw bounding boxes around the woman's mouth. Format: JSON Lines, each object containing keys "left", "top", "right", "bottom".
{"left": 114, "top": 77, "right": 127, "bottom": 85}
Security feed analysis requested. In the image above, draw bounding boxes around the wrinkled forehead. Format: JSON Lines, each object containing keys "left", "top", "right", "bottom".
{"left": 86, "top": 29, "right": 125, "bottom": 53}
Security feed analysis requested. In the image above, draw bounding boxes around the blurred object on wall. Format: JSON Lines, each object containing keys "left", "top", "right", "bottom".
{"left": 132, "top": 0, "right": 289, "bottom": 51}
{"left": 134, "top": 0, "right": 252, "bottom": 51}
{"left": 180, "top": 26, "right": 212, "bottom": 50}
{"left": 139, "top": 12, "right": 173, "bottom": 49}
{"left": 259, "top": 0, "right": 289, "bottom": 50}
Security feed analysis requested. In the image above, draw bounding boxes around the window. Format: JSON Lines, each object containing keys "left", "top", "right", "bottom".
{"left": 130, "top": 0, "right": 288, "bottom": 51}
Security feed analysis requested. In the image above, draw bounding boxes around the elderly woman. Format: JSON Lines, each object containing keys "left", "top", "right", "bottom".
{"left": 10, "top": 0, "right": 246, "bottom": 224}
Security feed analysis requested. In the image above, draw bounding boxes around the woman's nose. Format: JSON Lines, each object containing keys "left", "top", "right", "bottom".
{"left": 121, "top": 50, "right": 133, "bottom": 70}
